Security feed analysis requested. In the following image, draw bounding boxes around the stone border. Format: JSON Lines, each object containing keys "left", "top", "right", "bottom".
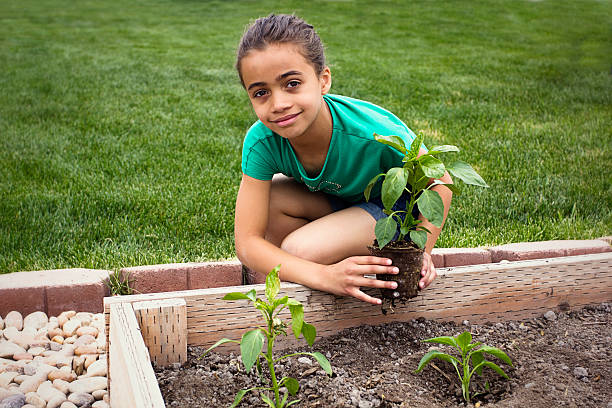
{"left": 2, "top": 239, "right": 610, "bottom": 317}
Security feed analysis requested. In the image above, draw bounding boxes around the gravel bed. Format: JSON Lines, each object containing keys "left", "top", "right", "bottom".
{"left": 0, "top": 311, "right": 108, "bottom": 408}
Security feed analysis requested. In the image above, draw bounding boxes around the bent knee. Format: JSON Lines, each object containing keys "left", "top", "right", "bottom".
{"left": 280, "top": 233, "right": 327, "bottom": 263}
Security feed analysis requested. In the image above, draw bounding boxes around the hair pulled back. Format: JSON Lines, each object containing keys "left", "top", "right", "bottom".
{"left": 236, "top": 14, "right": 326, "bottom": 86}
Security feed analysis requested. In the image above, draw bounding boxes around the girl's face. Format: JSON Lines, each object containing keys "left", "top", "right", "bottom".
{"left": 240, "top": 43, "right": 332, "bottom": 142}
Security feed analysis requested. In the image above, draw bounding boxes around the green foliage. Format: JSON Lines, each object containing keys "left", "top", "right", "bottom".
{"left": 365, "top": 133, "right": 489, "bottom": 249}
{"left": 415, "top": 331, "right": 513, "bottom": 403}
{"left": 200, "top": 265, "right": 332, "bottom": 408}
{"left": 103, "top": 269, "right": 134, "bottom": 296}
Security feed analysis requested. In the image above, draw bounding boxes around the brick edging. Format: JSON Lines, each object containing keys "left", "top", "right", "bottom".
{"left": 1, "top": 239, "right": 610, "bottom": 317}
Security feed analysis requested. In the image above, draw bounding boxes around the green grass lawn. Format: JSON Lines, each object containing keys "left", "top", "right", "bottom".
{"left": 1, "top": 0, "right": 610, "bottom": 273}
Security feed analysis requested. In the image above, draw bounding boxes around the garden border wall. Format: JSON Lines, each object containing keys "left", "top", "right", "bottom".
{"left": 2, "top": 238, "right": 610, "bottom": 317}
{"left": 104, "top": 252, "right": 612, "bottom": 408}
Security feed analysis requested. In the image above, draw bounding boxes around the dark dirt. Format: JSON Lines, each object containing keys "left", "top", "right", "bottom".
{"left": 156, "top": 303, "right": 611, "bottom": 408}
{"left": 368, "top": 243, "right": 423, "bottom": 304}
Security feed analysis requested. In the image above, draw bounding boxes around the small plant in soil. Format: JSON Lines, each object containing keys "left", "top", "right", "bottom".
{"left": 200, "top": 265, "right": 333, "bottom": 408}
{"left": 415, "top": 331, "right": 513, "bottom": 404}
{"left": 365, "top": 132, "right": 488, "bottom": 304}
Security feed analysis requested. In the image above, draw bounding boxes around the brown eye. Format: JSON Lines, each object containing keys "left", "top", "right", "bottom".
{"left": 287, "top": 80, "right": 300, "bottom": 88}
{"left": 253, "top": 89, "right": 268, "bottom": 98}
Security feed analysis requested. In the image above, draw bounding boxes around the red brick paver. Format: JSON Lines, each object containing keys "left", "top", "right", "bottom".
{"left": 488, "top": 239, "right": 611, "bottom": 263}
{"left": 0, "top": 269, "right": 110, "bottom": 317}
{"left": 434, "top": 247, "right": 492, "bottom": 267}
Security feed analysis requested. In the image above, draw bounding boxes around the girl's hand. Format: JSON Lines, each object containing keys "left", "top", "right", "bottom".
{"left": 419, "top": 252, "right": 437, "bottom": 290}
{"left": 322, "top": 256, "right": 399, "bottom": 305}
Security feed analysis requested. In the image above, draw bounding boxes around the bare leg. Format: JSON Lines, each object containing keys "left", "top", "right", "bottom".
{"left": 280, "top": 206, "right": 376, "bottom": 264}
{"left": 265, "top": 174, "right": 377, "bottom": 265}
{"left": 265, "top": 174, "right": 335, "bottom": 246}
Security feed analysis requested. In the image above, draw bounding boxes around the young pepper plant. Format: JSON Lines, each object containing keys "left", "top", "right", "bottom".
{"left": 364, "top": 132, "right": 489, "bottom": 249}
{"left": 415, "top": 331, "right": 513, "bottom": 404}
{"left": 200, "top": 265, "right": 332, "bottom": 408}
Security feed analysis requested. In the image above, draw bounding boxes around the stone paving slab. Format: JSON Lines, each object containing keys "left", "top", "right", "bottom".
{"left": 0, "top": 269, "right": 111, "bottom": 317}
{"left": 1, "top": 240, "right": 609, "bottom": 316}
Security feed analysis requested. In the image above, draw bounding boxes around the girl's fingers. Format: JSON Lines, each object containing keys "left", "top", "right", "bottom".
{"left": 350, "top": 255, "right": 393, "bottom": 266}
{"left": 420, "top": 261, "right": 437, "bottom": 289}
{"left": 358, "top": 276, "right": 398, "bottom": 290}
{"left": 347, "top": 287, "right": 383, "bottom": 305}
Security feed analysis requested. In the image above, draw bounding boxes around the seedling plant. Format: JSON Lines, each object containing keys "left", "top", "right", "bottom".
{"left": 200, "top": 265, "right": 332, "bottom": 408}
{"left": 365, "top": 132, "right": 489, "bottom": 249}
{"left": 415, "top": 331, "right": 513, "bottom": 404}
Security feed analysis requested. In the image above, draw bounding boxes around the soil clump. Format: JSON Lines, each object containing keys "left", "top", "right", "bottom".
{"left": 156, "top": 303, "right": 611, "bottom": 407}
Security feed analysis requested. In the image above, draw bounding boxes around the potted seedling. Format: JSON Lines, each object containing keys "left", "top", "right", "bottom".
{"left": 365, "top": 132, "right": 488, "bottom": 305}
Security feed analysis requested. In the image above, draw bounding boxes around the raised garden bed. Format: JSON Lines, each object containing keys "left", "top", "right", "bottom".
{"left": 103, "top": 253, "right": 612, "bottom": 407}
{"left": 157, "top": 303, "right": 611, "bottom": 407}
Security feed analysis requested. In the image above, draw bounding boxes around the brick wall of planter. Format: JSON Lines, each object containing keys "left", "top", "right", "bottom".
{"left": 1, "top": 239, "right": 610, "bottom": 317}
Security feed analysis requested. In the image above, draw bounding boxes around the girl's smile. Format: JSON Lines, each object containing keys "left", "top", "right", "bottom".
{"left": 240, "top": 43, "right": 332, "bottom": 148}
{"left": 272, "top": 112, "right": 300, "bottom": 127}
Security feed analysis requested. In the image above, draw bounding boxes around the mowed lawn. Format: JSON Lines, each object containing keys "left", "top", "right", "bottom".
{"left": 1, "top": 0, "right": 610, "bottom": 273}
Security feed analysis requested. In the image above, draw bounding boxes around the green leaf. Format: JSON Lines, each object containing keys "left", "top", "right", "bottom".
{"left": 265, "top": 265, "right": 281, "bottom": 302}
{"left": 471, "top": 351, "right": 485, "bottom": 376}
{"left": 199, "top": 338, "right": 240, "bottom": 359}
{"left": 287, "top": 399, "right": 302, "bottom": 407}
{"left": 282, "top": 376, "right": 300, "bottom": 395}
{"left": 241, "top": 329, "right": 264, "bottom": 373}
{"left": 286, "top": 298, "right": 301, "bottom": 306}
{"left": 289, "top": 304, "right": 304, "bottom": 339}
{"left": 446, "top": 161, "right": 489, "bottom": 188}
{"left": 260, "top": 394, "right": 275, "bottom": 408}
{"left": 416, "top": 189, "right": 444, "bottom": 227}
{"left": 456, "top": 331, "right": 472, "bottom": 352}
{"left": 274, "top": 295, "right": 289, "bottom": 309}
{"left": 223, "top": 292, "right": 254, "bottom": 301}
{"left": 374, "top": 133, "right": 406, "bottom": 154}
{"left": 230, "top": 389, "right": 250, "bottom": 408}
{"left": 477, "top": 345, "right": 513, "bottom": 366}
{"left": 309, "top": 351, "right": 333, "bottom": 376}
{"left": 410, "top": 230, "right": 427, "bottom": 249}
{"left": 422, "top": 336, "right": 458, "bottom": 348}
{"left": 375, "top": 216, "right": 398, "bottom": 249}
{"left": 480, "top": 361, "right": 510, "bottom": 379}
{"left": 301, "top": 322, "right": 316, "bottom": 347}
{"left": 409, "top": 133, "right": 424, "bottom": 159}
{"left": 429, "top": 145, "right": 460, "bottom": 154}
{"left": 381, "top": 167, "right": 407, "bottom": 210}
{"left": 415, "top": 350, "right": 459, "bottom": 372}
{"left": 364, "top": 173, "right": 385, "bottom": 201}
{"left": 419, "top": 155, "right": 446, "bottom": 179}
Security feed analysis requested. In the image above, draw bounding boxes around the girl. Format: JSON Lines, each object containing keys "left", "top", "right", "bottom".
{"left": 234, "top": 14, "right": 453, "bottom": 305}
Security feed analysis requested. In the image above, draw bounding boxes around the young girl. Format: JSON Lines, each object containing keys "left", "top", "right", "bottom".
{"left": 234, "top": 14, "right": 453, "bottom": 305}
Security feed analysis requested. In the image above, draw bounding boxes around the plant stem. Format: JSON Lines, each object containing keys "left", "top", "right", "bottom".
{"left": 266, "top": 321, "right": 281, "bottom": 407}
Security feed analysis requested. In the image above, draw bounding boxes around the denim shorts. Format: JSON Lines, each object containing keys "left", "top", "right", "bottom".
{"left": 327, "top": 191, "right": 420, "bottom": 223}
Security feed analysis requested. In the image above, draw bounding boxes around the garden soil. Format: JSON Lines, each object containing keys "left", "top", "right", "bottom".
{"left": 156, "top": 303, "right": 611, "bottom": 408}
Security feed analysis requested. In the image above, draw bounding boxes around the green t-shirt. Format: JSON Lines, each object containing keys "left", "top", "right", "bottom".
{"left": 241, "top": 94, "right": 420, "bottom": 203}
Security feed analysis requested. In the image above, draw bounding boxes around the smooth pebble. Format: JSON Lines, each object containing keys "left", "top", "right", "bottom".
{"left": 4, "top": 312, "right": 23, "bottom": 331}
{"left": 23, "top": 312, "right": 48, "bottom": 331}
